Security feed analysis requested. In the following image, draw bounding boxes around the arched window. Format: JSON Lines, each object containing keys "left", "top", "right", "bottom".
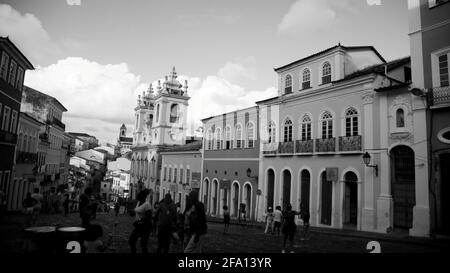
{"left": 235, "top": 124, "right": 242, "bottom": 148}
{"left": 215, "top": 128, "right": 222, "bottom": 150}
{"left": 301, "top": 114, "right": 312, "bottom": 141}
{"left": 268, "top": 121, "right": 276, "bottom": 143}
{"left": 345, "top": 108, "right": 359, "bottom": 136}
{"left": 322, "top": 62, "right": 332, "bottom": 84}
{"left": 284, "top": 118, "right": 293, "bottom": 142}
{"left": 170, "top": 104, "right": 179, "bottom": 123}
{"left": 225, "top": 126, "right": 231, "bottom": 150}
{"left": 156, "top": 104, "right": 160, "bottom": 122}
{"left": 207, "top": 129, "right": 213, "bottom": 150}
{"left": 285, "top": 74, "right": 292, "bottom": 94}
{"left": 247, "top": 122, "right": 255, "bottom": 148}
{"left": 396, "top": 108, "right": 405, "bottom": 128}
{"left": 321, "top": 111, "right": 333, "bottom": 139}
{"left": 302, "top": 69, "right": 311, "bottom": 89}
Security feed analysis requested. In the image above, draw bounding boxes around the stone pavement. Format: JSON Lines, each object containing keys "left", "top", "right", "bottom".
{"left": 1, "top": 211, "right": 448, "bottom": 253}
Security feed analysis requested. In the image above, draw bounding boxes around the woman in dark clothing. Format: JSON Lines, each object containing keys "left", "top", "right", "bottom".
{"left": 129, "top": 189, "right": 152, "bottom": 254}
{"left": 22, "top": 193, "right": 38, "bottom": 227}
{"left": 281, "top": 203, "right": 300, "bottom": 253}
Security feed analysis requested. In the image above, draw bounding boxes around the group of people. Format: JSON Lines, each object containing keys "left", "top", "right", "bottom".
{"left": 263, "top": 204, "right": 310, "bottom": 253}
{"left": 128, "top": 189, "right": 207, "bottom": 253}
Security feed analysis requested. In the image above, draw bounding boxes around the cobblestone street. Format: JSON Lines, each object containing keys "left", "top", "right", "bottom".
{"left": 1, "top": 211, "right": 448, "bottom": 253}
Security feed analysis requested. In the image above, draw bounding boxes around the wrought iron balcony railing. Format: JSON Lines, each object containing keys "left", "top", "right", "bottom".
{"left": 315, "top": 138, "right": 336, "bottom": 153}
{"left": 431, "top": 86, "right": 450, "bottom": 107}
{"left": 295, "top": 139, "right": 314, "bottom": 153}
{"left": 338, "top": 135, "right": 362, "bottom": 152}
{"left": 263, "top": 142, "right": 278, "bottom": 155}
{"left": 278, "top": 141, "right": 294, "bottom": 154}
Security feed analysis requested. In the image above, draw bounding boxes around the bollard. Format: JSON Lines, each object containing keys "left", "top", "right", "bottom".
{"left": 56, "top": 227, "right": 86, "bottom": 253}
{"left": 24, "top": 226, "right": 57, "bottom": 253}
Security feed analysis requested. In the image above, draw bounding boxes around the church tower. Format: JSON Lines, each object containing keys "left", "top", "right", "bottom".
{"left": 152, "top": 67, "right": 190, "bottom": 145}
{"left": 133, "top": 84, "right": 156, "bottom": 146}
{"left": 120, "top": 124, "right": 127, "bottom": 137}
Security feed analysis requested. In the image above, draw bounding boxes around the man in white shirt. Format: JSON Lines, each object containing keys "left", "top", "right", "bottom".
{"left": 273, "top": 206, "right": 282, "bottom": 236}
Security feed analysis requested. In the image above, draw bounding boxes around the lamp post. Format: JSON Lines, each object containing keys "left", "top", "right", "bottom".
{"left": 362, "top": 152, "right": 378, "bottom": 176}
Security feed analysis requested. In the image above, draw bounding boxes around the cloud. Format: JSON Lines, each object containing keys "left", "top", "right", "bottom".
{"left": 0, "top": 4, "right": 61, "bottom": 65}
{"left": 66, "top": 0, "right": 81, "bottom": 6}
{"left": 218, "top": 60, "right": 257, "bottom": 84}
{"left": 366, "top": 0, "right": 381, "bottom": 6}
{"left": 278, "top": 0, "right": 336, "bottom": 34}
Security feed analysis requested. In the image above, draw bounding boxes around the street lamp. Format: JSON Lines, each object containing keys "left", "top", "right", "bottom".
{"left": 362, "top": 152, "right": 378, "bottom": 176}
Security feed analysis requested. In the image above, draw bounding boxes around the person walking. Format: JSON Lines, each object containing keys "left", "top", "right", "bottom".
{"left": 184, "top": 194, "right": 207, "bottom": 253}
{"left": 114, "top": 202, "right": 120, "bottom": 217}
{"left": 223, "top": 205, "right": 230, "bottom": 234}
{"left": 129, "top": 189, "right": 152, "bottom": 254}
{"left": 79, "top": 187, "right": 94, "bottom": 228}
{"left": 30, "top": 188, "right": 43, "bottom": 226}
{"left": 175, "top": 202, "right": 185, "bottom": 251}
{"left": 281, "top": 204, "right": 300, "bottom": 253}
{"left": 300, "top": 204, "right": 310, "bottom": 240}
{"left": 264, "top": 207, "right": 274, "bottom": 234}
{"left": 63, "top": 193, "right": 70, "bottom": 217}
{"left": 151, "top": 201, "right": 159, "bottom": 237}
{"left": 273, "top": 206, "right": 282, "bottom": 236}
{"left": 22, "top": 193, "right": 38, "bottom": 228}
{"left": 156, "top": 194, "right": 177, "bottom": 253}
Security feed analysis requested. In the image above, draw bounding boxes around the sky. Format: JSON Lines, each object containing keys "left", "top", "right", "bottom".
{"left": 0, "top": 0, "right": 410, "bottom": 145}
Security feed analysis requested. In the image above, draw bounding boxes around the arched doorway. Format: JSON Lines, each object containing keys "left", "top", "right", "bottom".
{"left": 300, "top": 170, "right": 310, "bottom": 213}
{"left": 202, "top": 179, "right": 209, "bottom": 212}
{"left": 320, "top": 171, "right": 332, "bottom": 225}
{"left": 211, "top": 180, "right": 218, "bottom": 215}
{"left": 282, "top": 170, "right": 291, "bottom": 209}
{"left": 232, "top": 182, "right": 239, "bottom": 217}
{"left": 244, "top": 183, "right": 252, "bottom": 219}
{"left": 343, "top": 171, "right": 358, "bottom": 228}
{"left": 439, "top": 153, "right": 450, "bottom": 235}
{"left": 391, "top": 145, "right": 416, "bottom": 229}
{"left": 267, "top": 169, "right": 275, "bottom": 210}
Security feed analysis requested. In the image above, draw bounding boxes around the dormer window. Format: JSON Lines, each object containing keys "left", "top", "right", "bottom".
{"left": 302, "top": 69, "right": 311, "bottom": 89}
{"left": 285, "top": 75, "right": 292, "bottom": 94}
{"left": 322, "top": 62, "right": 332, "bottom": 84}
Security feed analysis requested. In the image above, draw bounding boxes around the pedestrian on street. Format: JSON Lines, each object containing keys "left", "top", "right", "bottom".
{"left": 281, "top": 204, "right": 300, "bottom": 253}
{"left": 79, "top": 187, "right": 94, "bottom": 228}
{"left": 114, "top": 202, "right": 120, "bottom": 217}
{"left": 22, "top": 192, "right": 38, "bottom": 227}
{"left": 184, "top": 192, "right": 207, "bottom": 253}
{"left": 155, "top": 194, "right": 177, "bottom": 253}
{"left": 264, "top": 207, "right": 274, "bottom": 234}
{"left": 176, "top": 202, "right": 185, "bottom": 251}
{"left": 30, "top": 188, "right": 43, "bottom": 225}
{"left": 273, "top": 206, "right": 282, "bottom": 236}
{"left": 223, "top": 205, "right": 230, "bottom": 234}
{"left": 300, "top": 203, "right": 310, "bottom": 240}
{"left": 63, "top": 193, "right": 70, "bottom": 217}
{"left": 129, "top": 189, "right": 152, "bottom": 254}
{"left": 151, "top": 201, "right": 159, "bottom": 237}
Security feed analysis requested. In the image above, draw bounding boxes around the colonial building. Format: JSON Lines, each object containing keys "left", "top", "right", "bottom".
{"left": 201, "top": 106, "right": 260, "bottom": 221}
{"left": 0, "top": 37, "right": 34, "bottom": 209}
{"left": 8, "top": 113, "right": 44, "bottom": 211}
{"left": 67, "top": 132, "right": 98, "bottom": 150}
{"left": 21, "top": 86, "right": 68, "bottom": 198}
{"left": 256, "top": 44, "right": 429, "bottom": 237}
{"left": 160, "top": 140, "right": 202, "bottom": 210}
{"left": 408, "top": 0, "right": 450, "bottom": 236}
{"left": 130, "top": 67, "right": 190, "bottom": 204}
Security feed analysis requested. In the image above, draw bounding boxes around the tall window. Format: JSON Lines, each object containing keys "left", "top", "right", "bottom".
{"left": 247, "top": 122, "right": 255, "bottom": 148}
{"left": 345, "top": 108, "right": 358, "bottom": 136}
{"left": 170, "top": 104, "right": 179, "bottom": 123}
{"left": 156, "top": 104, "right": 160, "bottom": 122}
{"left": 235, "top": 124, "right": 242, "bottom": 148}
{"left": 10, "top": 110, "right": 17, "bottom": 134}
{"left": 322, "top": 62, "right": 332, "bottom": 84}
{"left": 321, "top": 111, "right": 333, "bottom": 139}
{"left": 207, "top": 129, "right": 213, "bottom": 150}
{"left": 0, "top": 52, "right": 9, "bottom": 80}
{"left": 215, "top": 128, "right": 222, "bottom": 150}
{"left": 301, "top": 114, "right": 312, "bottom": 141}
{"left": 168, "top": 167, "right": 172, "bottom": 182}
{"left": 302, "top": 69, "right": 311, "bottom": 89}
{"left": 174, "top": 168, "right": 177, "bottom": 183}
{"left": 16, "top": 67, "right": 24, "bottom": 91}
{"left": 225, "top": 126, "right": 231, "bottom": 149}
{"left": 2, "top": 106, "right": 10, "bottom": 131}
{"left": 284, "top": 118, "right": 293, "bottom": 142}
{"left": 285, "top": 75, "right": 292, "bottom": 94}
{"left": 396, "top": 108, "right": 405, "bottom": 128}
{"left": 439, "top": 54, "right": 449, "bottom": 87}
{"left": 164, "top": 166, "right": 167, "bottom": 180}
{"left": 8, "top": 60, "right": 16, "bottom": 86}
{"left": 180, "top": 168, "right": 184, "bottom": 184}
{"left": 268, "top": 121, "right": 276, "bottom": 143}
{"left": 186, "top": 169, "right": 191, "bottom": 185}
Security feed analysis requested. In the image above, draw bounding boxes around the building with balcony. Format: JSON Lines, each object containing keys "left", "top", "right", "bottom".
{"left": 20, "top": 85, "right": 68, "bottom": 198}
{"left": 201, "top": 106, "right": 260, "bottom": 221}
{"left": 408, "top": 0, "right": 450, "bottom": 236}
{"left": 0, "top": 37, "right": 34, "bottom": 210}
{"left": 160, "top": 140, "right": 202, "bottom": 211}
{"left": 256, "top": 44, "right": 427, "bottom": 236}
{"left": 8, "top": 113, "right": 43, "bottom": 211}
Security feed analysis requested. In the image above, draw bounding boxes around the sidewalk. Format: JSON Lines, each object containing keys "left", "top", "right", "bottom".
{"left": 207, "top": 216, "right": 450, "bottom": 249}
